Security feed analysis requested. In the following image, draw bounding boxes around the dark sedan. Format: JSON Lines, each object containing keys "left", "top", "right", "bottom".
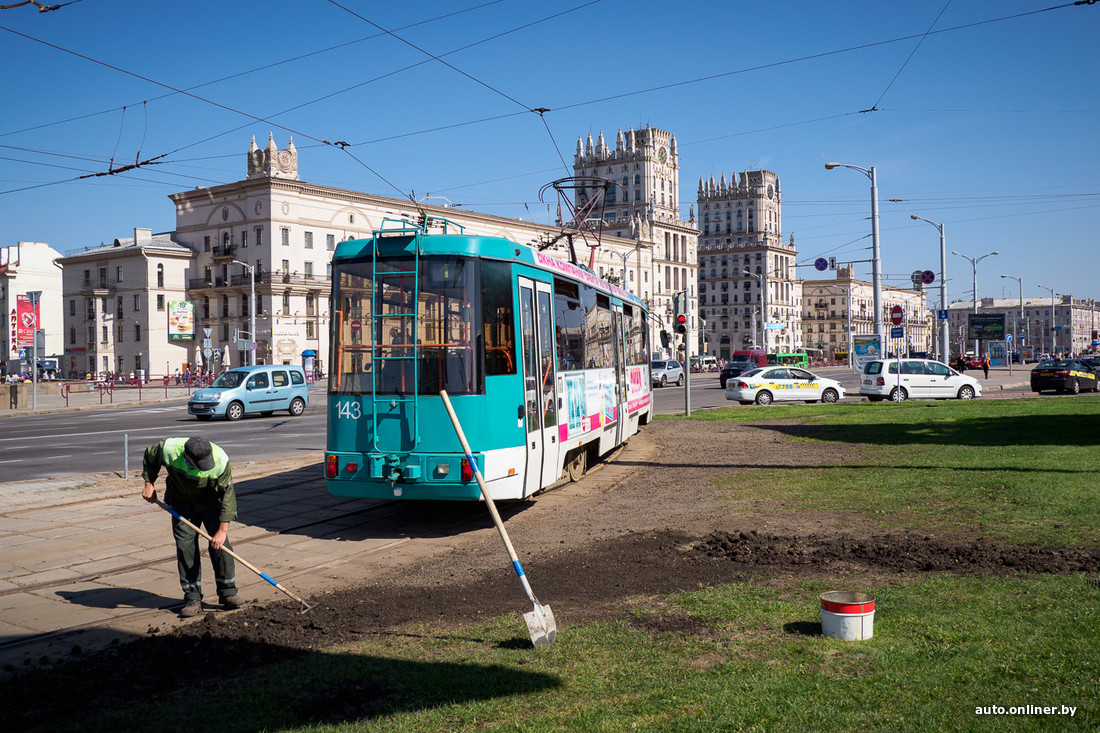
{"left": 1030, "top": 359, "right": 1099, "bottom": 394}
{"left": 719, "top": 361, "right": 758, "bottom": 389}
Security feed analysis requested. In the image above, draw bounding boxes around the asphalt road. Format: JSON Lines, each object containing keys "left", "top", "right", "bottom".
{"left": 0, "top": 388, "right": 326, "bottom": 483}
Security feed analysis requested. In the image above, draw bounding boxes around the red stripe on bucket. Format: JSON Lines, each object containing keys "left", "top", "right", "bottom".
{"left": 821, "top": 598, "right": 875, "bottom": 614}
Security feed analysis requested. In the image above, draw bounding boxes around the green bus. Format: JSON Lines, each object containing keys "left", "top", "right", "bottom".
{"left": 767, "top": 351, "right": 810, "bottom": 368}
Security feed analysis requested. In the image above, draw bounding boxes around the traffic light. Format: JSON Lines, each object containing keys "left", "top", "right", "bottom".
{"left": 672, "top": 292, "right": 688, "bottom": 334}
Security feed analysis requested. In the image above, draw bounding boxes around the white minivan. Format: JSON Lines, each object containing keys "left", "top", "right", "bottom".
{"left": 860, "top": 358, "right": 982, "bottom": 401}
{"left": 188, "top": 365, "right": 310, "bottom": 420}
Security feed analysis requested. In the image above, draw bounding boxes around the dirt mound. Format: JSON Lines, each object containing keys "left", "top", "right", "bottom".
{"left": 696, "top": 530, "right": 1100, "bottom": 575}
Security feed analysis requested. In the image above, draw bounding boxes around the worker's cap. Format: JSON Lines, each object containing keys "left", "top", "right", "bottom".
{"left": 184, "top": 436, "right": 215, "bottom": 471}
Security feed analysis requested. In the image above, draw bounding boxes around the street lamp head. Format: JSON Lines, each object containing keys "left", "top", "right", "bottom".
{"left": 991, "top": 251, "right": 1000, "bottom": 256}
{"left": 824, "top": 162, "right": 839, "bottom": 170}
{"left": 950, "top": 250, "right": 960, "bottom": 256}
{"left": 910, "top": 214, "right": 919, "bottom": 220}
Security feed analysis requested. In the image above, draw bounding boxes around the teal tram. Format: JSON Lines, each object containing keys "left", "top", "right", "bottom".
{"left": 325, "top": 218, "right": 652, "bottom": 501}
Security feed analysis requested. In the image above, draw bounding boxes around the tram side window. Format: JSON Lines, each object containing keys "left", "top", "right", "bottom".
{"left": 554, "top": 279, "right": 584, "bottom": 371}
{"left": 481, "top": 260, "right": 516, "bottom": 376}
{"left": 623, "top": 304, "right": 645, "bottom": 365}
{"left": 583, "top": 292, "right": 613, "bottom": 369}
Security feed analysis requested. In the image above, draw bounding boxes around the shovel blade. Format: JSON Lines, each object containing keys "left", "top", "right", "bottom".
{"left": 523, "top": 603, "right": 556, "bottom": 648}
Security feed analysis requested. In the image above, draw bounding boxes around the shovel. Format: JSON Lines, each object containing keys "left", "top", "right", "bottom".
{"left": 154, "top": 498, "right": 314, "bottom": 613}
{"left": 440, "top": 390, "right": 557, "bottom": 648}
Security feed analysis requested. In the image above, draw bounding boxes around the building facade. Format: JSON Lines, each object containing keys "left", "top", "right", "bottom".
{"left": 58, "top": 230, "right": 193, "bottom": 377}
{"left": 572, "top": 126, "right": 698, "bottom": 360}
{"left": 802, "top": 266, "right": 931, "bottom": 361}
{"left": 696, "top": 170, "right": 799, "bottom": 358}
{"left": 0, "top": 241, "right": 64, "bottom": 376}
{"left": 947, "top": 296, "right": 1100, "bottom": 357}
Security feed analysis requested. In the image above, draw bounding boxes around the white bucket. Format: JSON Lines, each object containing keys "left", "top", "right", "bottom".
{"left": 820, "top": 591, "right": 875, "bottom": 640}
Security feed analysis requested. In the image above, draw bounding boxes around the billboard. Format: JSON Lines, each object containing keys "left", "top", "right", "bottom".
{"left": 13, "top": 294, "right": 38, "bottom": 350}
{"left": 852, "top": 334, "right": 882, "bottom": 370}
{"left": 968, "top": 313, "right": 1005, "bottom": 341}
{"left": 167, "top": 300, "right": 195, "bottom": 341}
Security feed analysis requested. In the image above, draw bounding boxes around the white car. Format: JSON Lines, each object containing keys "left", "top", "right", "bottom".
{"left": 651, "top": 359, "right": 684, "bottom": 387}
{"left": 724, "top": 366, "right": 846, "bottom": 405}
{"left": 859, "top": 358, "right": 981, "bottom": 401}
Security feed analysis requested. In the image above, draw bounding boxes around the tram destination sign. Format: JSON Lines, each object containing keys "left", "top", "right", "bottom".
{"left": 967, "top": 313, "right": 1005, "bottom": 341}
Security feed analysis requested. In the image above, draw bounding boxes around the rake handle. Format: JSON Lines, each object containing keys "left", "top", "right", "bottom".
{"left": 153, "top": 498, "right": 310, "bottom": 609}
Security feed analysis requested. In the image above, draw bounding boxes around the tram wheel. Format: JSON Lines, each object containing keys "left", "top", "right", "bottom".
{"left": 565, "top": 448, "right": 587, "bottom": 482}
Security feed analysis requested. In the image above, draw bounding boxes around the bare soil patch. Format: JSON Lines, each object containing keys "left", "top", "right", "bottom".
{"left": 3, "top": 417, "right": 1097, "bottom": 730}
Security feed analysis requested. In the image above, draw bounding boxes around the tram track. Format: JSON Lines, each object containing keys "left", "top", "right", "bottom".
{"left": 0, "top": 474, "right": 322, "bottom": 537}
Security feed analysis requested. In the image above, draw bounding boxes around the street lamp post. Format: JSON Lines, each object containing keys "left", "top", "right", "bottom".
{"left": 951, "top": 249, "right": 999, "bottom": 355}
{"left": 233, "top": 260, "right": 256, "bottom": 366}
{"left": 610, "top": 242, "right": 648, "bottom": 296}
{"left": 1037, "top": 284, "right": 1057, "bottom": 355}
{"left": 826, "top": 162, "right": 883, "bottom": 350}
{"left": 910, "top": 215, "right": 949, "bottom": 362}
{"left": 1001, "top": 274, "right": 1024, "bottom": 365}
{"left": 743, "top": 269, "right": 766, "bottom": 353}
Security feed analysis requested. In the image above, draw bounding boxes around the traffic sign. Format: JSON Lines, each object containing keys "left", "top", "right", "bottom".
{"left": 921, "top": 270, "right": 935, "bottom": 285}
{"left": 350, "top": 319, "right": 362, "bottom": 332}
{"left": 814, "top": 257, "right": 828, "bottom": 272}
{"left": 18, "top": 348, "right": 26, "bottom": 358}
{"left": 938, "top": 309, "right": 949, "bottom": 320}
{"left": 1006, "top": 334, "right": 1013, "bottom": 342}
{"left": 891, "top": 327, "right": 904, "bottom": 339}
{"left": 890, "top": 305, "right": 904, "bottom": 325}
{"left": 202, "top": 347, "right": 211, "bottom": 358}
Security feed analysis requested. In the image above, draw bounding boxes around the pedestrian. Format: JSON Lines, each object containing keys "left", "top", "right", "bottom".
{"left": 141, "top": 436, "right": 241, "bottom": 617}
{"left": 956, "top": 356, "right": 966, "bottom": 373}
{"left": 981, "top": 355, "right": 990, "bottom": 379}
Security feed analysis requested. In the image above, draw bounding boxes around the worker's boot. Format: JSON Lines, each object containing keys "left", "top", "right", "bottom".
{"left": 179, "top": 599, "right": 202, "bottom": 617}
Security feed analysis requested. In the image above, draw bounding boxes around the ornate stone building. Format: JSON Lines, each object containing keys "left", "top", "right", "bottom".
{"left": 696, "top": 170, "right": 799, "bottom": 358}
{"left": 802, "top": 266, "right": 931, "bottom": 361}
{"left": 572, "top": 125, "right": 698, "bottom": 359}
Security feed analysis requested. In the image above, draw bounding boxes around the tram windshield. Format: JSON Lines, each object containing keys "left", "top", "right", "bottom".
{"left": 330, "top": 255, "right": 515, "bottom": 396}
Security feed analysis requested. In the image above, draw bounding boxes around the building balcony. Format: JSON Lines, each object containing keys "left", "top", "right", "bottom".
{"left": 211, "top": 245, "right": 238, "bottom": 260}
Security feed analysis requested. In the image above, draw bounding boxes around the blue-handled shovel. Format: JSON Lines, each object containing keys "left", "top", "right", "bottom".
{"left": 154, "top": 498, "right": 314, "bottom": 613}
{"left": 440, "top": 390, "right": 556, "bottom": 648}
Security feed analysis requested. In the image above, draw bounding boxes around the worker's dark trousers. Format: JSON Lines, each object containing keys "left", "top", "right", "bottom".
{"left": 171, "top": 506, "right": 237, "bottom": 601}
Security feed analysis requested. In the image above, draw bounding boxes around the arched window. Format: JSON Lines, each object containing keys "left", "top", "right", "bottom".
{"left": 156, "top": 263, "right": 164, "bottom": 288}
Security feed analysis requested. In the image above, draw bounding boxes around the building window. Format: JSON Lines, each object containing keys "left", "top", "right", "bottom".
{"left": 116, "top": 325, "right": 123, "bottom": 342}
{"left": 116, "top": 297, "right": 124, "bottom": 318}
{"left": 282, "top": 259, "right": 290, "bottom": 275}
{"left": 134, "top": 324, "right": 142, "bottom": 342}
{"left": 304, "top": 262, "right": 313, "bottom": 279}
{"left": 282, "top": 291, "right": 290, "bottom": 315}
{"left": 88, "top": 326, "right": 94, "bottom": 344}
{"left": 255, "top": 227, "right": 263, "bottom": 246}
{"left": 306, "top": 293, "right": 315, "bottom": 316}
{"left": 202, "top": 296, "right": 210, "bottom": 319}
{"left": 223, "top": 232, "right": 230, "bottom": 247}
{"left": 69, "top": 326, "right": 76, "bottom": 345}
{"left": 222, "top": 323, "right": 230, "bottom": 341}
{"left": 157, "top": 294, "right": 165, "bottom": 311}
{"left": 132, "top": 294, "right": 140, "bottom": 312}
{"left": 281, "top": 227, "right": 290, "bottom": 246}
{"left": 304, "top": 231, "right": 313, "bottom": 249}
{"left": 306, "top": 321, "right": 315, "bottom": 339}
{"left": 326, "top": 233, "right": 335, "bottom": 251}
{"left": 241, "top": 231, "right": 248, "bottom": 248}
{"left": 69, "top": 299, "right": 75, "bottom": 316}
{"left": 156, "top": 263, "right": 164, "bottom": 288}
{"left": 204, "top": 236, "right": 211, "bottom": 252}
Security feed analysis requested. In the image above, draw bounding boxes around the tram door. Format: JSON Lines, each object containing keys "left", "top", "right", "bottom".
{"left": 612, "top": 305, "right": 626, "bottom": 445}
{"left": 518, "top": 279, "right": 558, "bottom": 495}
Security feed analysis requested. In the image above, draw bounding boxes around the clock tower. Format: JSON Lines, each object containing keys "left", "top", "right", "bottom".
{"left": 247, "top": 133, "right": 299, "bottom": 181}
{"left": 573, "top": 124, "right": 699, "bottom": 360}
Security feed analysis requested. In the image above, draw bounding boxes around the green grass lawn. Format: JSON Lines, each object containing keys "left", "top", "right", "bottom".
{"left": 103, "top": 397, "right": 1100, "bottom": 731}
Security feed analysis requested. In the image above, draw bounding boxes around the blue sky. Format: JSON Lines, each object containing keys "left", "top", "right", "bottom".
{"left": 2, "top": 0, "right": 1097, "bottom": 303}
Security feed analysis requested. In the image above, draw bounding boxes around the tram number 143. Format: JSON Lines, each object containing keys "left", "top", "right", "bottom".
{"left": 336, "top": 400, "right": 362, "bottom": 420}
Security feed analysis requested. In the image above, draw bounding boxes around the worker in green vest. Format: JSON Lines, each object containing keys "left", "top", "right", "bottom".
{"left": 141, "top": 436, "right": 240, "bottom": 617}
